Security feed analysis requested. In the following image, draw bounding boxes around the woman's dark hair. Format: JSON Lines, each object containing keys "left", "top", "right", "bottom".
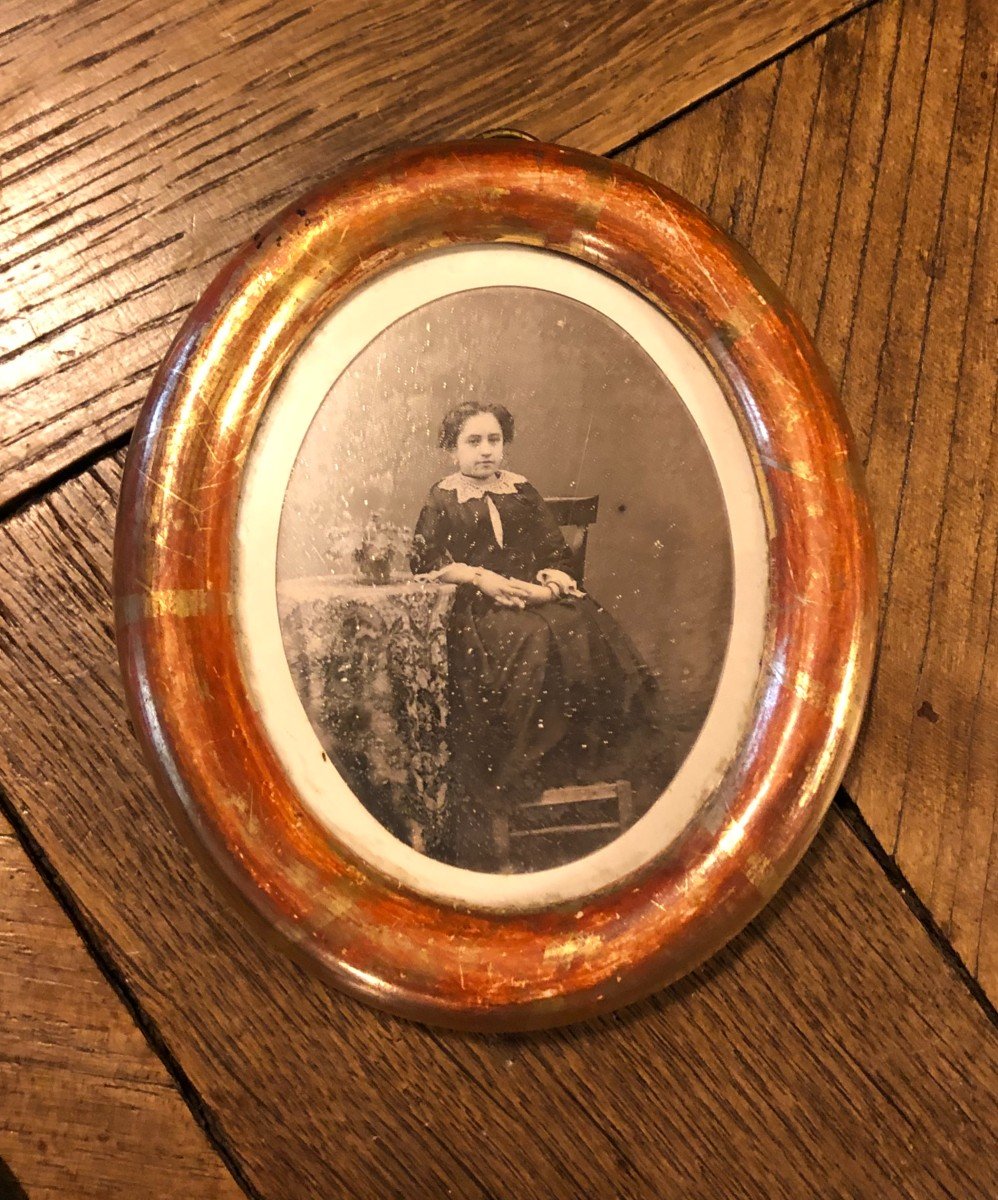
{"left": 438, "top": 401, "right": 515, "bottom": 450}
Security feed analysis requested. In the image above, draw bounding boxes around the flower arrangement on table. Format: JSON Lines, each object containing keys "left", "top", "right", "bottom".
{"left": 351, "top": 511, "right": 411, "bottom": 584}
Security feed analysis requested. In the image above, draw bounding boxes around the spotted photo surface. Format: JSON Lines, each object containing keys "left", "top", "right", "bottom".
{"left": 274, "top": 281, "right": 734, "bottom": 874}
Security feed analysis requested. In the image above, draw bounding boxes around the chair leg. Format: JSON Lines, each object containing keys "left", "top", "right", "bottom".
{"left": 492, "top": 812, "right": 511, "bottom": 870}
{"left": 616, "top": 780, "right": 634, "bottom": 828}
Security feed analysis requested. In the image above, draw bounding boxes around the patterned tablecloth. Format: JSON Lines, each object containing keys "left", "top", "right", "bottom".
{"left": 277, "top": 576, "right": 456, "bottom": 846}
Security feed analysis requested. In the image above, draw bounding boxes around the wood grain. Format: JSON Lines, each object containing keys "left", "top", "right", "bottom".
{"left": 621, "top": 0, "right": 998, "bottom": 999}
{"left": 0, "top": 0, "right": 871, "bottom": 510}
{"left": 0, "top": 814, "right": 241, "bottom": 1199}
{"left": 1, "top": 453, "right": 995, "bottom": 1197}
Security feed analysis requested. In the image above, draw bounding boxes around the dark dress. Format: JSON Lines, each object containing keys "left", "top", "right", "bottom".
{"left": 410, "top": 473, "right": 671, "bottom": 853}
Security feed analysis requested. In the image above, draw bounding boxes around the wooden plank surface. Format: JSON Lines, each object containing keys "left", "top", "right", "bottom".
{"left": 2, "top": 0, "right": 995, "bottom": 1191}
{"left": 0, "top": 453, "right": 995, "bottom": 1198}
{"left": 0, "top": 814, "right": 242, "bottom": 1199}
{"left": 0, "top": 0, "right": 870, "bottom": 510}
{"left": 621, "top": 0, "right": 997, "bottom": 1000}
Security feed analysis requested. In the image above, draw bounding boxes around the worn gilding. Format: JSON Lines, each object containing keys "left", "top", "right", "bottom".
{"left": 113, "top": 137, "right": 877, "bottom": 1031}
{"left": 121, "top": 588, "right": 217, "bottom": 622}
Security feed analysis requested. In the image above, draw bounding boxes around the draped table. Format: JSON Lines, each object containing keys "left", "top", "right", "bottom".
{"left": 277, "top": 575, "right": 456, "bottom": 849}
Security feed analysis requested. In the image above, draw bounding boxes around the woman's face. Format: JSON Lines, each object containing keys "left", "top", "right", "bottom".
{"left": 453, "top": 412, "right": 504, "bottom": 479}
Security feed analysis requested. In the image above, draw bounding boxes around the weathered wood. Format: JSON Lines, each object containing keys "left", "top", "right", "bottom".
{"left": 2, "top": 0, "right": 995, "bottom": 1188}
{"left": 0, "top": 0, "right": 870, "bottom": 509}
{"left": 621, "top": 0, "right": 998, "bottom": 999}
{"left": 0, "top": 815, "right": 242, "bottom": 1199}
{"left": 0, "top": 453, "right": 994, "bottom": 1197}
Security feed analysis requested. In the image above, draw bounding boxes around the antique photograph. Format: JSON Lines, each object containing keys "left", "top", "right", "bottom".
{"left": 117, "top": 137, "right": 875, "bottom": 1035}
{"left": 272, "top": 280, "right": 735, "bottom": 875}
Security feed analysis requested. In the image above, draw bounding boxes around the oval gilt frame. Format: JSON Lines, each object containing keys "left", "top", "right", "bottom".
{"left": 114, "top": 138, "right": 877, "bottom": 1031}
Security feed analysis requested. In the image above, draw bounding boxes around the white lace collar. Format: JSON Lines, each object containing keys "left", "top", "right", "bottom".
{"left": 437, "top": 470, "right": 527, "bottom": 504}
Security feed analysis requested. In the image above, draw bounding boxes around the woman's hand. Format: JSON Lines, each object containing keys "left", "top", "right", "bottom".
{"left": 475, "top": 571, "right": 556, "bottom": 608}
{"left": 512, "top": 580, "right": 561, "bottom": 606}
{"left": 467, "top": 571, "right": 529, "bottom": 608}
{"left": 474, "top": 570, "right": 531, "bottom": 607}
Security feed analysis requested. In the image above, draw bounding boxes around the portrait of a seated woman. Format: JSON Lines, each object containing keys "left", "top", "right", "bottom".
{"left": 410, "top": 400, "right": 674, "bottom": 870}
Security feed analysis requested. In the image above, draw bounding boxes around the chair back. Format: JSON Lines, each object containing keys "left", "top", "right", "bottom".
{"left": 543, "top": 495, "right": 599, "bottom": 583}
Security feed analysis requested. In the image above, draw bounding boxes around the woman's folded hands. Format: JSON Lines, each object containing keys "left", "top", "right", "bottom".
{"left": 474, "top": 570, "right": 555, "bottom": 608}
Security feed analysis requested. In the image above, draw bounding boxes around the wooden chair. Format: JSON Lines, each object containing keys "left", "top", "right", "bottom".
{"left": 491, "top": 493, "right": 637, "bottom": 870}
{"left": 544, "top": 494, "right": 599, "bottom": 583}
{"left": 493, "top": 781, "right": 635, "bottom": 872}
